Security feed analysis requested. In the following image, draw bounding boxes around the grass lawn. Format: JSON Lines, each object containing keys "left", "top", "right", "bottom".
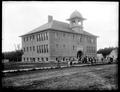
{"left": 2, "top": 64, "right": 118, "bottom": 90}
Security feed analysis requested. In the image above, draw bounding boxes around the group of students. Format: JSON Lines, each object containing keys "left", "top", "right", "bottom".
{"left": 77, "top": 56, "right": 97, "bottom": 64}
{"left": 57, "top": 55, "right": 117, "bottom": 68}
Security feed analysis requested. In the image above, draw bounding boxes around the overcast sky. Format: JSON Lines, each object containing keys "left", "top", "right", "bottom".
{"left": 2, "top": 1, "right": 118, "bottom": 52}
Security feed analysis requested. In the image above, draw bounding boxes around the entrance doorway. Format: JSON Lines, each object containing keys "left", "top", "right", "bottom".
{"left": 77, "top": 50, "right": 83, "bottom": 61}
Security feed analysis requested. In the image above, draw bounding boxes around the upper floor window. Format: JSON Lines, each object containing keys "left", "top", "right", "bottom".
{"left": 41, "top": 45, "right": 43, "bottom": 53}
{"left": 73, "top": 45, "right": 75, "bottom": 50}
{"left": 55, "top": 32, "right": 58, "bottom": 38}
{"left": 33, "top": 35, "right": 34, "bottom": 40}
{"left": 30, "top": 36, "right": 32, "bottom": 41}
{"left": 33, "top": 46, "right": 35, "bottom": 51}
{"left": 37, "top": 46, "right": 38, "bottom": 53}
{"left": 23, "top": 47, "right": 25, "bottom": 52}
{"left": 26, "top": 37, "right": 28, "bottom": 41}
{"left": 41, "top": 34, "right": 43, "bottom": 41}
{"left": 73, "top": 34, "right": 75, "bottom": 39}
{"left": 63, "top": 33, "right": 66, "bottom": 37}
{"left": 46, "top": 32, "right": 48, "bottom": 40}
{"left": 23, "top": 38, "right": 25, "bottom": 42}
{"left": 63, "top": 44, "right": 66, "bottom": 48}
{"left": 56, "top": 44, "right": 59, "bottom": 48}
{"left": 27, "top": 47, "right": 29, "bottom": 52}
{"left": 30, "top": 47, "right": 32, "bottom": 51}
{"left": 46, "top": 44, "right": 48, "bottom": 53}
{"left": 39, "top": 34, "right": 41, "bottom": 41}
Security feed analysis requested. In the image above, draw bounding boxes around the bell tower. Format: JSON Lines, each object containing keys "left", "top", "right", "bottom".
{"left": 67, "top": 10, "right": 86, "bottom": 33}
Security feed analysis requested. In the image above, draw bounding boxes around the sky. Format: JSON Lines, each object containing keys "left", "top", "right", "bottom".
{"left": 2, "top": 1, "right": 118, "bottom": 52}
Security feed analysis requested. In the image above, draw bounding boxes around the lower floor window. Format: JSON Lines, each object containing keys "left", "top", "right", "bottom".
{"left": 46, "top": 58, "right": 48, "bottom": 61}
{"left": 24, "top": 58, "right": 25, "bottom": 61}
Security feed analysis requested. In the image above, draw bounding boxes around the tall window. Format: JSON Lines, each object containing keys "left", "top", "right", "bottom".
{"left": 46, "top": 32, "right": 48, "bottom": 40}
{"left": 41, "top": 33, "right": 43, "bottom": 41}
{"left": 27, "top": 47, "right": 29, "bottom": 52}
{"left": 44, "top": 45, "right": 46, "bottom": 53}
{"left": 73, "top": 45, "right": 75, "bottom": 50}
{"left": 43, "top": 33, "right": 46, "bottom": 40}
{"left": 24, "top": 47, "right": 25, "bottom": 52}
{"left": 55, "top": 32, "right": 58, "bottom": 38}
{"left": 46, "top": 44, "right": 48, "bottom": 53}
{"left": 39, "top": 34, "right": 41, "bottom": 41}
{"left": 56, "top": 44, "right": 59, "bottom": 48}
{"left": 30, "top": 47, "right": 32, "bottom": 51}
{"left": 33, "top": 35, "right": 34, "bottom": 40}
{"left": 26, "top": 37, "right": 28, "bottom": 41}
{"left": 37, "top": 46, "right": 38, "bottom": 53}
{"left": 37, "top": 35, "right": 38, "bottom": 42}
{"left": 41, "top": 45, "right": 43, "bottom": 53}
{"left": 63, "top": 44, "right": 65, "bottom": 48}
{"left": 73, "top": 34, "right": 75, "bottom": 39}
{"left": 33, "top": 46, "right": 35, "bottom": 51}
{"left": 63, "top": 33, "right": 66, "bottom": 37}
{"left": 23, "top": 37, "right": 25, "bottom": 42}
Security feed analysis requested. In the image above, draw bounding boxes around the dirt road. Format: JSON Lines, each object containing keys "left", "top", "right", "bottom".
{"left": 2, "top": 64, "right": 117, "bottom": 90}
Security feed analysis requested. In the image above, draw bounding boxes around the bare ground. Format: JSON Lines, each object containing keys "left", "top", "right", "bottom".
{"left": 2, "top": 64, "right": 118, "bottom": 90}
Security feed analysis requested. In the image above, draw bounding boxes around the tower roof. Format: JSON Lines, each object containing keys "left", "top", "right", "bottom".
{"left": 70, "top": 10, "right": 83, "bottom": 19}
{"left": 67, "top": 10, "right": 86, "bottom": 20}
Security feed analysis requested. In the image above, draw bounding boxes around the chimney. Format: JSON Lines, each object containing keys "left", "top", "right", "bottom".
{"left": 48, "top": 15, "right": 53, "bottom": 23}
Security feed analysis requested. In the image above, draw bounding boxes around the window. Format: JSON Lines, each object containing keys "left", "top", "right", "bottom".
{"left": 39, "top": 46, "right": 40, "bottom": 53}
{"left": 55, "top": 32, "right": 58, "bottom": 38}
{"left": 44, "top": 45, "right": 46, "bottom": 53}
{"left": 33, "top": 46, "right": 35, "bottom": 51}
{"left": 46, "top": 32, "right": 48, "bottom": 40}
{"left": 33, "top": 35, "right": 34, "bottom": 40}
{"left": 37, "top": 34, "right": 39, "bottom": 41}
{"left": 39, "top": 45, "right": 41, "bottom": 53}
{"left": 73, "top": 34, "right": 75, "bottom": 39}
{"left": 63, "top": 44, "right": 65, "bottom": 48}
{"left": 27, "top": 47, "right": 29, "bottom": 52}
{"left": 41, "top": 57, "right": 44, "bottom": 61}
{"left": 24, "top": 58, "right": 25, "bottom": 61}
{"left": 41, "top": 45, "right": 43, "bottom": 53}
{"left": 39, "top": 34, "right": 41, "bottom": 41}
{"left": 46, "top": 44, "right": 48, "bottom": 53}
{"left": 23, "top": 38, "right": 25, "bottom": 42}
{"left": 23, "top": 47, "right": 25, "bottom": 52}
{"left": 37, "top": 46, "right": 38, "bottom": 53}
{"left": 43, "top": 33, "right": 45, "bottom": 41}
{"left": 30, "top": 47, "right": 32, "bottom": 51}
{"left": 56, "top": 44, "right": 59, "bottom": 48}
{"left": 41, "top": 34, "right": 43, "bottom": 41}
{"left": 27, "top": 58, "right": 29, "bottom": 61}
{"left": 44, "top": 33, "right": 46, "bottom": 40}
{"left": 26, "top": 37, "right": 28, "bottom": 41}
{"left": 38, "top": 58, "right": 39, "bottom": 61}
{"left": 63, "top": 33, "right": 66, "bottom": 37}
{"left": 36, "top": 35, "right": 38, "bottom": 41}
{"left": 46, "top": 57, "right": 48, "bottom": 61}
{"left": 73, "top": 45, "right": 75, "bottom": 50}
{"left": 30, "top": 36, "right": 32, "bottom": 41}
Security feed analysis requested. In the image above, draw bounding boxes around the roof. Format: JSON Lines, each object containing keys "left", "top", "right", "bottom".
{"left": 70, "top": 10, "right": 83, "bottom": 19}
{"left": 20, "top": 20, "right": 97, "bottom": 37}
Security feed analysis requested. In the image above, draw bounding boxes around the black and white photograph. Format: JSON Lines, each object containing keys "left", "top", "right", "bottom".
{"left": 2, "top": 1, "right": 118, "bottom": 90}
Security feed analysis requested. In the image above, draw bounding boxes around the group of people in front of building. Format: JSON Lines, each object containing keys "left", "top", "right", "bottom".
{"left": 56, "top": 55, "right": 117, "bottom": 68}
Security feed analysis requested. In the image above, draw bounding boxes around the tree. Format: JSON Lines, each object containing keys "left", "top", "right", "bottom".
{"left": 97, "top": 47, "right": 117, "bottom": 58}
{"left": 2, "top": 50, "right": 23, "bottom": 62}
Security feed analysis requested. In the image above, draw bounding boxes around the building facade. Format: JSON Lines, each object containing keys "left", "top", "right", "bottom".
{"left": 20, "top": 10, "right": 97, "bottom": 62}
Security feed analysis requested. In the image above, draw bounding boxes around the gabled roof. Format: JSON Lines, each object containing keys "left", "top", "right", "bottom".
{"left": 20, "top": 20, "right": 97, "bottom": 37}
